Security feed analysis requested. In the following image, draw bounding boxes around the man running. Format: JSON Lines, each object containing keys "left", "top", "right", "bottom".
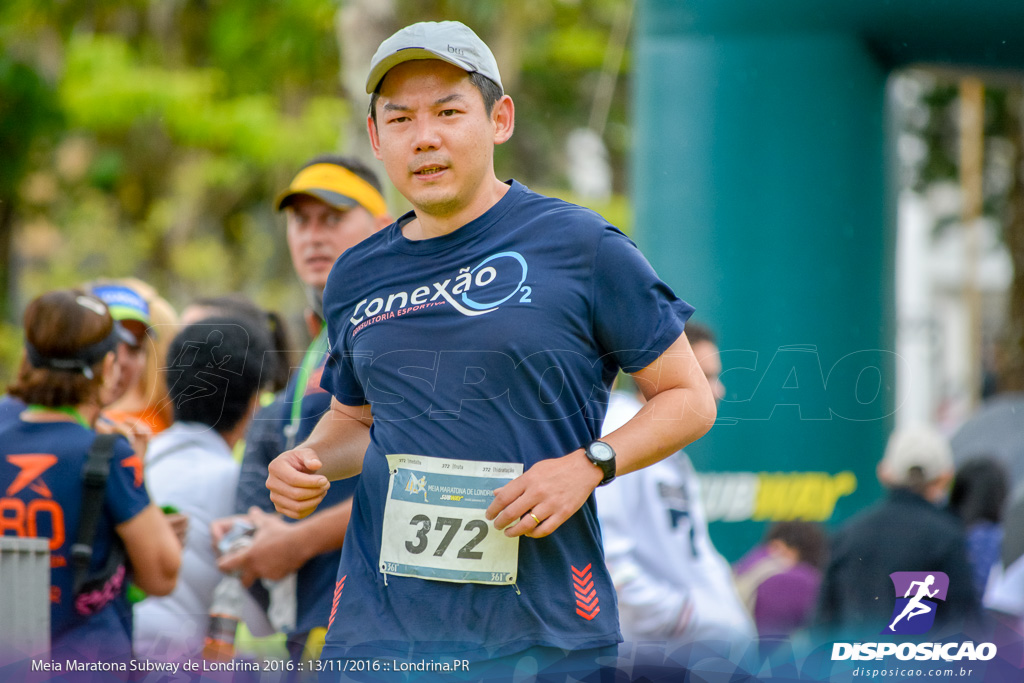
{"left": 267, "top": 20, "right": 716, "bottom": 677}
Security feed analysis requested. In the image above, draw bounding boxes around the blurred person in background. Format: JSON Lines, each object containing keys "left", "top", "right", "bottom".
{"left": 0, "top": 394, "right": 22, "bottom": 423}
{"left": 2, "top": 280, "right": 165, "bottom": 454}
{"left": 948, "top": 457, "right": 1009, "bottom": 597}
{"left": 133, "top": 316, "right": 273, "bottom": 661}
{"left": 816, "top": 424, "right": 980, "bottom": 637}
{"left": 595, "top": 322, "right": 753, "bottom": 644}
{"left": 733, "top": 521, "right": 827, "bottom": 637}
{"left": 88, "top": 280, "right": 160, "bottom": 458}
{"left": 211, "top": 154, "right": 391, "bottom": 668}
{"left": 981, "top": 484, "right": 1024, "bottom": 626}
{"left": 180, "top": 293, "right": 294, "bottom": 395}
{"left": 0, "top": 289, "right": 181, "bottom": 663}
{"left": 95, "top": 278, "right": 180, "bottom": 436}
{"left": 951, "top": 345, "right": 1024, "bottom": 490}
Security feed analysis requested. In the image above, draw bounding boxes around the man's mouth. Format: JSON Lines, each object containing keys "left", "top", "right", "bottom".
{"left": 414, "top": 165, "right": 447, "bottom": 178}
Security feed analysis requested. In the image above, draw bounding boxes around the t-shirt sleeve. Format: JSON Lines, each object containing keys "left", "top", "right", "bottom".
{"left": 592, "top": 226, "right": 695, "bottom": 371}
{"left": 105, "top": 437, "right": 151, "bottom": 524}
{"left": 320, "top": 325, "right": 368, "bottom": 407}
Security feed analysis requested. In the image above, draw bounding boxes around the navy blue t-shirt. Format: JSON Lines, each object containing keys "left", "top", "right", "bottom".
{"left": 0, "top": 395, "right": 25, "bottom": 426}
{"left": 236, "top": 343, "right": 360, "bottom": 636}
{"left": 319, "top": 180, "right": 693, "bottom": 660}
{"left": 0, "top": 418, "right": 149, "bottom": 659}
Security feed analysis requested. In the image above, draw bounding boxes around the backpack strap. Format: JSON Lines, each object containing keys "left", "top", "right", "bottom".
{"left": 71, "top": 433, "right": 120, "bottom": 595}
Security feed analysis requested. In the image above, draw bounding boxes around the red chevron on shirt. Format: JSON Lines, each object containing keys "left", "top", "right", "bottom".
{"left": 328, "top": 575, "right": 346, "bottom": 630}
{"left": 571, "top": 564, "right": 600, "bottom": 621}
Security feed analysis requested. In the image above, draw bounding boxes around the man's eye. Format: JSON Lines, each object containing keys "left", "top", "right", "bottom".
{"left": 439, "top": 109, "right": 457, "bottom": 117}
{"left": 388, "top": 116, "right": 409, "bottom": 124}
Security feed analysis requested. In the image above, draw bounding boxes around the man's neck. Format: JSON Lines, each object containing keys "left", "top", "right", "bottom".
{"left": 402, "top": 177, "right": 510, "bottom": 241}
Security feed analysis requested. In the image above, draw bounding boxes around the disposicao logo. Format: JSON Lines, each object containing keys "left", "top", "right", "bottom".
{"left": 885, "top": 571, "right": 948, "bottom": 635}
{"left": 831, "top": 571, "right": 996, "bottom": 662}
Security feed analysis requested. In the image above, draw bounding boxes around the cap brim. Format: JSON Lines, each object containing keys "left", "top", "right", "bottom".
{"left": 106, "top": 306, "right": 150, "bottom": 327}
{"left": 112, "top": 322, "right": 138, "bottom": 347}
{"left": 366, "top": 47, "right": 476, "bottom": 94}
{"left": 276, "top": 189, "right": 361, "bottom": 213}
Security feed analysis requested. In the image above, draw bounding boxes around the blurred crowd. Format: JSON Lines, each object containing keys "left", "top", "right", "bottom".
{"left": 0, "top": 154, "right": 388, "bottom": 672}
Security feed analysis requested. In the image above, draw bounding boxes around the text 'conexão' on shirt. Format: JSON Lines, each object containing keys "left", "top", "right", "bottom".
{"left": 349, "top": 251, "right": 531, "bottom": 335}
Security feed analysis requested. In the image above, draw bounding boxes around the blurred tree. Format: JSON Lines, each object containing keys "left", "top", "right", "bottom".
{"left": 0, "top": 0, "right": 633, "bottom": 383}
{"left": 1, "top": 1, "right": 349, "bottom": 346}
{"left": 898, "top": 71, "right": 1024, "bottom": 394}
{"left": 0, "top": 56, "right": 62, "bottom": 322}
{"left": 1000, "top": 88, "right": 1024, "bottom": 391}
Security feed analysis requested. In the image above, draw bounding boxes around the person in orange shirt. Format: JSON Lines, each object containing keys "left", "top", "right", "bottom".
{"left": 89, "top": 278, "right": 179, "bottom": 437}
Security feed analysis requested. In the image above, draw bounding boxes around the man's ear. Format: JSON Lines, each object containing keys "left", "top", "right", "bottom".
{"left": 492, "top": 95, "right": 515, "bottom": 145}
{"left": 367, "top": 114, "right": 383, "bottom": 161}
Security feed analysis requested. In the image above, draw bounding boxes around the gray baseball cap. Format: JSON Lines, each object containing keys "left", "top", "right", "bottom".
{"left": 365, "top": 21, "right": 503, "bottom": 95}
{"left": 880, "top": 424, "right": 954, "bottom": 486}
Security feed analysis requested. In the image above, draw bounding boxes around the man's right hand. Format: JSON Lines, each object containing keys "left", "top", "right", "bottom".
{"left": 216, "top": 508, "right": 310, "bottom": 586}
{"left": 267, "top": 447, "right": 331, "bottom": 519}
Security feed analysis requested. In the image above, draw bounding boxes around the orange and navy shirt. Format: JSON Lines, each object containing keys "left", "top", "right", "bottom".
{"left": 0, "top": 418, "right": 149, "bottom": 648}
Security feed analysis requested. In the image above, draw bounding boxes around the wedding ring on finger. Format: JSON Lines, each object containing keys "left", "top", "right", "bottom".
{"left": 529, "top": 512, "right": 542, "bottom": 525}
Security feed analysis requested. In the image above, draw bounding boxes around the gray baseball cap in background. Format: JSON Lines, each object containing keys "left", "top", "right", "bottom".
{"left": 365, "top": 21, "right": 504, "bottom": 94}
{"left": 879, "top": 424, "right": 954, "bottom": 486}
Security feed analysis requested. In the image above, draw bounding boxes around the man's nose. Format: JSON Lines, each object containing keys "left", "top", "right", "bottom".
{"left": 306, "top": 217, "right": 333, "bottom": 237}
{"left": 412, "top": 118, "right": 442, "bottom": 152}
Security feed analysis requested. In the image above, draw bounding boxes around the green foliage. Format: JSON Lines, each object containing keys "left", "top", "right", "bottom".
{"left": 538, "top": 25, "right": 612, "bottom": 72}
{"left": 61, "top": 34, "right": 346, "bottom": 165}
{"left": 537, "top": 186, "right": 632, "bottom": 236}
{"left": 0, "top": 56, "right": 62, "bottom": 193}
{"left": 204, "top": 0, "right": 341, "bottom": 96}
{"left": 0, "top": 0, "right": 635, "bottom": 384}
{"left": 913, "top": 83, "right": 960, "bottom": 192}
{"left": 904, "top": 74, "right": 1017, "bottom": 234}
{"left": 0, "top": 322, "right": 23, "bottom": 387}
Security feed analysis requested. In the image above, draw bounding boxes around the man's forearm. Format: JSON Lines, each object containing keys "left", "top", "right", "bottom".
{"left": 290, "top": 498, "right": 354, "bottom": 562}
{"left": 300, "top": 400, "right": 372, "bottom": 481}
{"left": 604, "top": 386, "right": 716, "bottom": 478}
{"left": 599, "top": 333, "right": 717, "bottom": 478}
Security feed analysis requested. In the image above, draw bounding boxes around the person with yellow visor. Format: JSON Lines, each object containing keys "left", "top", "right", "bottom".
{"left": 211, "top": 155, "right": 391, "bottom": 673}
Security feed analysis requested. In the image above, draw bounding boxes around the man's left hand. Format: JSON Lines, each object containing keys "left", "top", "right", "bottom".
{"left": 485, "top": 450, "right": 603, "bottom": 538}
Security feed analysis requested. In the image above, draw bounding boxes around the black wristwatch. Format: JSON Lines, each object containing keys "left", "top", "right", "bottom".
{"left": 584, "top": 440, "right": 616, "bottom": 486}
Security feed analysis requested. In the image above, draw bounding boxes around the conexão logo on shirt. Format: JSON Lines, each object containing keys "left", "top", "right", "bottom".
{"left": 349, "top": 251, "right": 531, "bottom": 329}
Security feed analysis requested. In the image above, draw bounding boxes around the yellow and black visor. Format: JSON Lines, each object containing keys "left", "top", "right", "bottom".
{"left": 275, "top": 163, "right": 388, "bottom": 219}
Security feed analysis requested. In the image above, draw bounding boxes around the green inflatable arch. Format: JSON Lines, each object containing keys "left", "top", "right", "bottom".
{"left": 633, "top": 0, "right": 1024, "bottom": 559}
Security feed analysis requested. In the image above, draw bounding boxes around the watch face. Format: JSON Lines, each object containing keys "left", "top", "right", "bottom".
{"left": 589, "top": 441, "right": 615, "bottom": 462}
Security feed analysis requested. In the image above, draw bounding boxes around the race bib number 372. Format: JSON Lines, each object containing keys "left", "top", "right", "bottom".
{"left": 380, "top": 454, "right": 523, "bottom": 585}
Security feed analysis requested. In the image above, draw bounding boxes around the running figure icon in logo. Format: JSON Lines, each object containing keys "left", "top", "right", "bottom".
{"left": 884, "top": 572, "right": 949, "bottom": 635}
